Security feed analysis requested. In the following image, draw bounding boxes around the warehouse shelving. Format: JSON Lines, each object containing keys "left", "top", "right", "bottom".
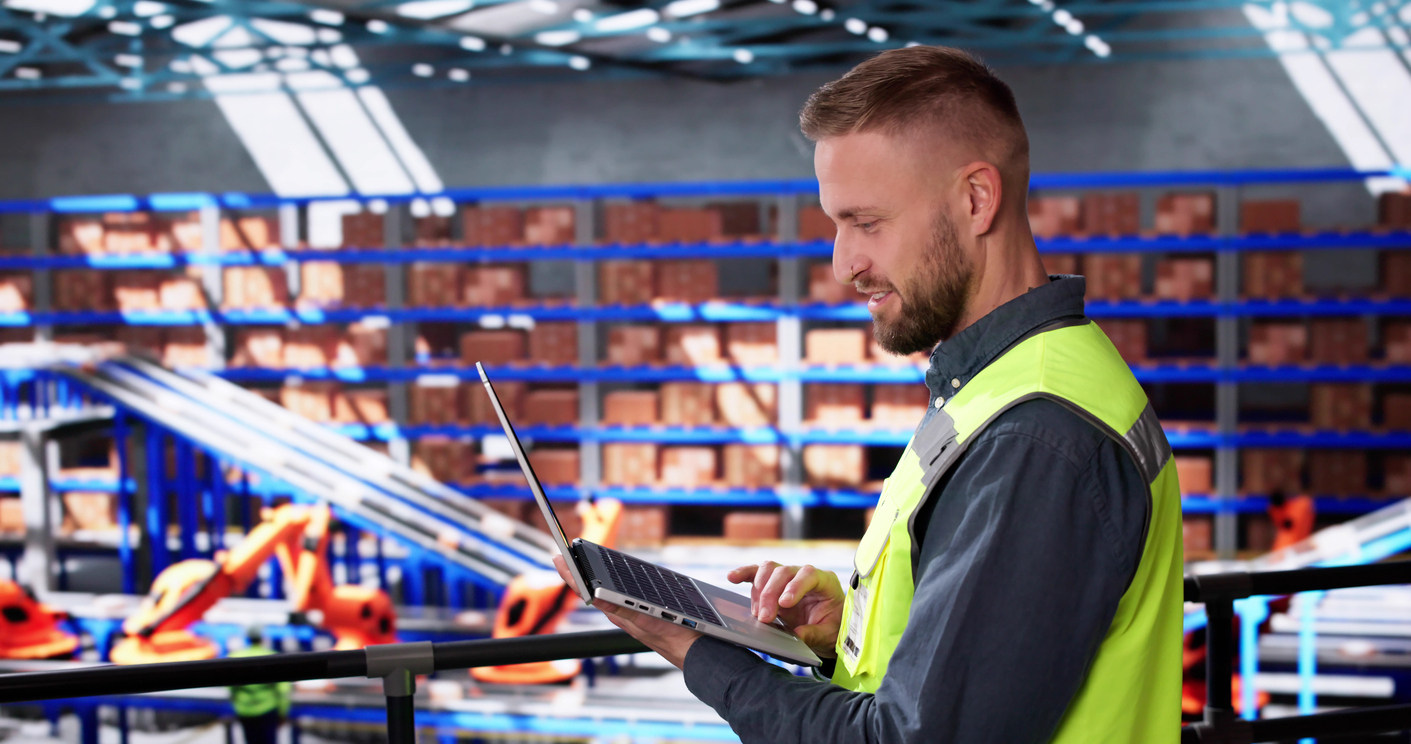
{"left": 2, "top": 166, "right": 1408, "bottom": 554}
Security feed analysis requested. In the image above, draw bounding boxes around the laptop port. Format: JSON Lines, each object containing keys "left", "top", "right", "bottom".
{"left": 681, "top": 618, "right": 697, "bottom": 629}
{"left": 660, "top": 612, "right": 676, "bottom": 622}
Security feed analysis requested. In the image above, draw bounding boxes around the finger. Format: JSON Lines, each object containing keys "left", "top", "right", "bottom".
{"left": 552, "top": 556, "right": 577, "bottom": 591}
{"left": 779, "top": 565, "right": 818, "bottom": 609}
{"left": 757, "top": 565, "right": 799, "bottom": 623}
{"left": 751, "top": 561, "right": 778, "bottom": 616}
{"left": 727, "top": 565, "right": 759, "bottom": 585}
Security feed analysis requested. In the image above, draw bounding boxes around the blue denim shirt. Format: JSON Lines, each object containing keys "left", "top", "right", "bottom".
{"left": 682, "top": 276, "right": 1150, "bottom": 743}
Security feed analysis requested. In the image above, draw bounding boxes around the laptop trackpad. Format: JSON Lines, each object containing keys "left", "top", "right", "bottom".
{"left": 698, "top": 581, "right": 794, "bottom": 636}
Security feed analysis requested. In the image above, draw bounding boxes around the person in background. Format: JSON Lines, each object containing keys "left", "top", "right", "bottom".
{"left": 228, "top": 629, "right": 290, "bottom": 744}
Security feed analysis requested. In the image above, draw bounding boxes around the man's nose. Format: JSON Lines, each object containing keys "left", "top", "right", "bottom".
{"left": 832, "top": 233, "right": 864, "bottom": 287}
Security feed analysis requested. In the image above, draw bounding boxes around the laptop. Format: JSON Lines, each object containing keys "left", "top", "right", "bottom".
{"left": 475, "top": 362, "right": 822, "bottom": 668}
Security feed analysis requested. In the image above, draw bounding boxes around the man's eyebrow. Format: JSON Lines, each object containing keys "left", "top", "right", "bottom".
{"left": 834, "top": 206, "right": 881, "bottom": 221}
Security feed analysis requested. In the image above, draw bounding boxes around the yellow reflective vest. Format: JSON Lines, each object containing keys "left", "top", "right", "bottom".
{"left": 832, "top": 320, "right": 1183, "bottom": 744}
{"left": 229, "top": 645, "right": 292, "bottom": 719}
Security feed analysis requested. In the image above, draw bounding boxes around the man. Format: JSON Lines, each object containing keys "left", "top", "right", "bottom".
{"left": 228, "top": 629, "right": 290, "bottom": 744}
{"left": 555, "top": 45, "right": 1183, "bottom": 742}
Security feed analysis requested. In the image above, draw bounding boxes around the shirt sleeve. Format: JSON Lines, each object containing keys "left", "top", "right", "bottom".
{"left": 682, "top": 400, "right": 1149, "bottom": 744}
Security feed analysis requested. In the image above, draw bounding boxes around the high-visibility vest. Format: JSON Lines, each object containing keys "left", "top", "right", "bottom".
{"left": 229, "top": 645, "right": 291, "bottom": 718}
{"left": 831, "top": 320, "right": 1183, "bottom": 743}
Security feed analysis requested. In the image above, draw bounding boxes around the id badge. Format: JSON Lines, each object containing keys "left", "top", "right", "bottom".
{"left": 840, "top": 580, "right": 870, "bottom": 669}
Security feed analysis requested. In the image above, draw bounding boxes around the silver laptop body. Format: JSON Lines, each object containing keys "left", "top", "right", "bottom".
{"left": 475, "top": 362, "right": 822, "bottom": 668}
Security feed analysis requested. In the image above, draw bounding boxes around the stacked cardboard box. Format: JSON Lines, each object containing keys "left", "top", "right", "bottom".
{"left": 725, "top": 323, "right": 777, "bottom": 366}
{"left": 723, "top": 444, "right": 780, "bottom": 488}
{"left": 163, "top": 327, "right": 208, "bottom": 367}
{"left": 0, "top": 273, "right": 32, "bottom": 312}
{"left": 334, "top": 389, "right": 389, "bottom": 424}
{"left": 1155, "top": 193, "right": 1215, "bottom": 235}
{"left": 414, "top": 216, "right": 452, "bottom": 245}
{"left": 334, "top": 322, "right": 388, "bottom": 367}
{"left": 1384, "top": 455, "right": 1411, "bottom": 495}
{"left": 116, "top": 327, "right": 164, "bottom": 358}
{"left": 523, "top": 389, "right": 579, "bottom": 426}
{"left": 101, "top": 213, "right": 158, "bottom": 253}
{"left": 408, "top": 263, "right": 459, "bottom": 307}
{"left": 113, "top": 271, "right": 163, "bottom": 311}
{"left": 167, "top": 216, "right": 204, "bottom": 252}
{"left": 798, "top": 207, "right": 836, "bottom": 242}
{"left": 466, "top": 380, "right": 523, "bottom": 424}
{"left": 1247, "top": 518, "right": 1275, "bottom": 552}
{"left": 602, "top": 443, "right": 658, "bottom": 486}
{"left": 872, "top": 385, "right": 929, "bottom": 429}
{"left": 231, "top": 329, "right": 284, "bottom": 367}
{"left": 529, "top": 448, "right": 580, "bottom": 485}
{"left": 412, "top": 437, "right": 473, "bottom": 483}
{"left": 1248, "top": 321, "right": 1307, "bottom": 365}
{"left": 806, "top": 384, "right": 865, "bottom": 425}
{"left": 717, "top": 203, "right": 762, "bottom": 238}
{"left": 528, "top": 500, "right": 584, "bottom": 540}
{"left": 1242, "top": 449, "right": 1304, "bottom": 494}
{"left": 656, "top": 260, "right": 719, "bottom": 303}
{"left": 1097, "top": 319, "right": 1148, "bottom": 363}
{"left": 606, "top": 325, "right": 661, "bottom": 366}
{"left": 1240, "top": 199, "right": 1301, "bottom": 233}
{"left": 1385, "top": 320, "right": 1411, "bottom": 362}
{"left": 804, "top": 328, "right": 868, "bottom": 365}
{"left": 716, "top": 383, "right": 776, "bottom": 426}
{"left": 600, "top": 261, "right": 655, "bottom": 305}
{"left": 524, "top": 206, "right": 576, "bottom": 245}
{"left": 665, "top": 325, "right": 723, "bottom": 365}
{"left": 1175, "top": 456, "right": 1213, "bottom": 495}
{"left": 222, "top": 267, "right": 289, "bottom": 309}
{"left": 528, "top": 322, "right": 578, "bottom": 366}
{"left": 808, "top": 262, "right": 857, "bottom": 304}
{"left": 660, "top": 446, "right": 717, "bottom": 488}
{"left": 221, "top": 216, "right": 279, "bottom": 250}
{"left": 1154, "top": 258, "right": 1214, "bottom": 301}
{"left": 1184, "top": 516, "right": 1213, "bottom": 554}
{"left": 0, "top": 497, "right": 21, "bottom": 533}
{"left": 63, "top": 492, "right": 116, "bottom": 531}
{"left": 661, "top": 382, "right": 716, "bottom": 426}
{"left": 1040, "top": 253, "right": 1080, "bottom": 277}
{"left": 1243, "top": 253, "right": 1303, "bottom": 298}
{"left": 1384, "top": 393, "right": 1411, "bottom": 430}
{"left": 1084, "top": 255, "right": 1142, "bottom": 300}
{"left": 1028, "top": 196, "right": 1081, "bottom": 238}
{"left": 299, "top": 261, "right": 344, "bottom": 307}
{"left": 281, "top": 383, "right": 338, "bottom": 422}
{"left": 462, "top": 206, "right": 523, "bottom": 247}
{"left": 284, "top": 326, "right": 340, "bottom": 368}
{"left": 1308, "top": 451, "right": 1366, "bottom": 495}
{"left": 658, "top": 208, "right": 723, "bottom": 243}
{"left": 1082, "top": 193, "right": 1140, "bottom": 235}
{"left": 1309, "top": 383, "right": 1372, "bottom": 429}
{"left": 1378, "top": 192, "right": 1411, "bottom": 228}
{"left": 461, "top": 265, "right": 525, "bottom": 307}
{"left": 460, "top": 329, "right": 525, "bottom": 366}
{"left": 603, "top": 390, "right": 659, "bottom": 426}
{"left": 342, "top": 213, "right": 384, "bottom": 247}
{"left": 803, "top": 444, "right": 866, "bottom": 488}
{"left": 345, "top": 265, "right": 387, "bottom": 307}
{"left": 159, "top": 272, "right": 205, "bottom": 311}
{"left": 0, "top": 440, "right": 19, "bottom": 477}
{"left": 409, "top": 382, "right": 462, "bottom": 426}
{"left": 1384, "top": 252, "right": 1411, "bottom": 296}
{"left": 619, "top": 506, "right": 669, "bottom": 548}
{"left": 724, "top": 512, "right": 781, "bottom": 540}
{"left": 604, "top": 203, "right": 659, "bottom": 244}
{"left": 54, "top": 271, "right": 111, "bottom": 311}
{"left": 58, "top": 219, "right": 105, "bottom": 255}
{"left": 1309, "top": 319, "right": 1367, "bottom": 364}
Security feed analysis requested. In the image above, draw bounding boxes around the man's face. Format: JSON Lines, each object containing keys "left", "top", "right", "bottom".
{"left": 816, "top": 131, "right": 975, "bottom": 355}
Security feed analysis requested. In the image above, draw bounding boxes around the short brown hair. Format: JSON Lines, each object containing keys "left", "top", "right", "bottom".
{"left": 800, "top": 46, "right": 1028, "bottom": 171}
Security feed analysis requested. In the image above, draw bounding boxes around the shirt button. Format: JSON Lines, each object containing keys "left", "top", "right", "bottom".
{"left": 951, "top": 378, "right": 960, "bottom": 389}
{"left": 934, "top": 397, "right": 945, "bottom": 409}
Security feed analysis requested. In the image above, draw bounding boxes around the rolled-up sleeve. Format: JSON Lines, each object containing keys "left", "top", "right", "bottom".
{"left": 682, "top": 400, "right": 1149, "bottom": 744}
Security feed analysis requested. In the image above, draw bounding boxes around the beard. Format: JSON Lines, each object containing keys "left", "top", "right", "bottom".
{"left": 870, "top": 212, "right": 974, "bottom": 356}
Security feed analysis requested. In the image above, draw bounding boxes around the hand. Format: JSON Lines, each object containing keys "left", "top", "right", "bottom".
{"left": 552, "top": 556, "right": 701, "bottom": 669}
{"left": 728, "top": 562, "right": 844, "bottom": 658}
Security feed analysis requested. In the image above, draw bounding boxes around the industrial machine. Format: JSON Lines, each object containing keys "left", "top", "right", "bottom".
{"left": 0, "top": 581, "right": 79, "bottom": 660}
{"left": 111, "top": 503, "right": 396, "bottom": 665}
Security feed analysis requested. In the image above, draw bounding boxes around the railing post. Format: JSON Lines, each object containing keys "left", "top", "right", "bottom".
{"left": 365, "top": 642, "right": 435, "bottom": 744}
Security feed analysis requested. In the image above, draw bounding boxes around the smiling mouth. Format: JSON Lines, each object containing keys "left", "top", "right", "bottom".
{"left": 863, "top": 289, "right": 894, "bottom": 310}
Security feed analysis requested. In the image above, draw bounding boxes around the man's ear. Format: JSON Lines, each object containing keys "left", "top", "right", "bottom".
{"left": 960, "top": 162, "right": 1003, "bottom": 237}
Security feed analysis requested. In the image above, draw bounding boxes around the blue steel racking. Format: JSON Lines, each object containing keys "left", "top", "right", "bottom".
{"left": 2, "top": 166, "right": 1410, "bottom": 554}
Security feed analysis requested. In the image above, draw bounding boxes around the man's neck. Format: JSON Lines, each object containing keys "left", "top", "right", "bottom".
{"left": 945, "top": 221, "right": 1050, "bottom": 341}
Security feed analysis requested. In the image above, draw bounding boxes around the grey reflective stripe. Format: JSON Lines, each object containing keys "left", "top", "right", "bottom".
{"left": 1122, "top": 401, "right": 1171, "bottom": 484}
{"left": 912, "top": 408, "right": 961, "bottom": 490}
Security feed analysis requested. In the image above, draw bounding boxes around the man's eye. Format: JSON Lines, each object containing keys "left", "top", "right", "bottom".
{"left": 856, "top": 221, "right": 876, "bottom": 231}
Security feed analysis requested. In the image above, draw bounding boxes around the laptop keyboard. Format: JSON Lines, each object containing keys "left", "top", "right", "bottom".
{"left": 592, "top": 546, "right": 723, "bottom": 626}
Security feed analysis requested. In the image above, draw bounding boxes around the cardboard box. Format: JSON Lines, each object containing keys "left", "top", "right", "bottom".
{"left": 466, "top": 380, "right": 523, "bottom": 425}
{"left": 1243, "top": 252, "right": 1303, "bottom": 298}
{"left": 222, "top": 267, "right": 288, "bottom": 309}
{"left": 808, "top": 262, "right": 856, "bottom": 304}
{"left": 460, "top": 329, "right": 525, "bottom": 366}
{"left": 603, "top": 390, "right": 659, "bottom": 426}
{"left": 1378, "top": 192, "right": 1411, "bottom": 228}
{"left": 58, "top": 219, "right": 106, "bottom": 255}
{"left": 1310, "top": 383, "right": 1372, "bottom": 430}
{"left": 722, "top": 444, "right": 780, "bottom": 488}
{"left": 528, "top": 448, "right": 580, "bottom": 486}
{"left": 0, "top": 497, "right": 21, "bottom": 533}
{"left": 408, "top": 263, "right": 460, "bottom": 307}
{"left": 342, "top": 213, "right": 384, "bottom": 247}
{"left": 1084, "top": 255, "right": 1142, "bottom": 301}
{"left": 1242, "top": 449, "right": 1304, "bottom": 495}
{"left": 524, "top": 206, "right": 576, "bottom": 245}
{"left": 1308, "top": 451, "right": 1366, "bottom": 495}
{"left": 1384, "top": 393, "right": 1411, "bottom": 430}
{"left": 1384, "top": 454, "right": 1411, "bottom": 495}
{"left": 619, "top": 506, "right": 669, "bottom": 548}
{"left": 460, "top": 265, "right": 525, "bottom": 307}
{"left": 804, "top": 328, "right": 868, "bottom": 365}
{"left": 872, "top": 385, "right": 929, "bottom": 429}
{"left": 665, "top": 325, "right": 723, "bottom": 365}
{"left": 657, "top": 208, "right": 723, "bottom": 243}
{"left": 1040, "top": 253, "right": 1080, "bottom": 276}
{"left": 528, "top": 322, "right": 578, "bottom": 366}
{"left": 409, "top": 382, "right": 462, "bottom": 426}
{"left": 1096, "top": 319, "right": 1148, "bottom": 363}
{"left": 1082, "top": 192, "right": 1141, "bottom": 236}
{"left": 283, "top": 326, "right": 340, "bottom": 368}
{"left": 412, "top": 437, "right": 473, "bottom": 483}
{"left": 797, "top": 207, "right": 836, "bottom": 242}
{"left": 116, "top": 327, "right": 164, "bottom": 358}
{"left": 281, "top": 383, "right": 337, "bottom": 422}
{"left": 1175, "top": 456, "right": 1212, "bottom": 495}
{"left": 63, "top": 492, "right": 116, "bottom": 531}
{"left": 1248, "top": 321, "right": 1307, "bottom": 365}
{"left": 660, "top": 446, "right": 717, "bottom": 488}
{"left": 0, "top": 273, "right": 32, "bottom": 312}
{"left": 1154, "top": 258, "right": 1214, "bottom": 301}
{"left": 1309, "top": 318, "right": 1367, "bottom": 364}
{"left": 334, "top": 322, "right": 388, "bottom": 367}
{"left": 54, "top": 271, "right": 111, "bottom": 311}
{"left": 158, "top": 274, "right": 205, "bottom": 311}
{"left": 656, "top": 260, "right": 719, "bottom": 303}
{"left": 604, "top": 202, "right": 659, "bottom": 244}
{"left": 661, "top": 382, "right": 716, "bottom": 426}
{"left": 462, "top": 206, "right": 524, "bottom": 247}
{"left": 1385, "top": 320, "right": 1411, "bottom": 363}
{"left": 607, "top": 325, "right": 661, "bottom": 366}
{"left": 602, "top": 443, "right": 658, "bottom": 487}
{"left": 716, "top": 202, "right": 762, "bottom": 237}
{"left": 300, "top": 261, "right": 345, "bottom": 307}
{"left": 334, "top": 389, "right": 389, "bottom": 424}
{"left": 1028, "top": 196, "right": 1081, "bottom": 238}
{"left": 113, "top": 271, "right": 163, "bottom": 311}
{"left": 1154, "top": 193, "right": 1215, "bottom": 235}
{"left": 0, "top": 440, "right": 20, "bottom": 477}
{"left": 600, "top": 261, "right": 656, "bottom": 305}
{"left": 231, "top": 329, "right": 284, "bottom": 368}
{"left": 723, "top": 512, "right": 781, "bottom": 541}
{"left": 101, "top": 213, "right": 156, "bottom": 254}
{"left": 528, "top": 500, "right": 584, "bottom": 540}
{"left": 1241, "top": 199, "right": 1301, "bottom": 233}
{"left": 162, "top": 327, "right": 208, "bottom": 368}
{"left": 523, "top": 389, "right": 579, "bottom": 427}
{"left": 802, "top": 444, "right": 866, "bottom": 488}
{"left": 345, "top": 264, "right": 387, "bottom": 307}
{"left": 716, "top": 383, "right": 776, "bottom": 427}
{"left": 725, "top": 323, "right": 777, "bottom": 366}
{"left": 1184, "top": 516, "right": 1212, "bottom": 553}
{"left": 220, "top": 216, "right": 278, "bottom": 250}
{"left": 806, "top": 384, "right": 865, "bottom": 425}
{"left": 414, "top": 215, "right": 452, "bottom": 245}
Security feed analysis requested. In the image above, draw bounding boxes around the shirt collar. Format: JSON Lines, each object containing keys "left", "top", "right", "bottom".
{"left": 924, "top": 275, "right": 1088, "bottom": 402}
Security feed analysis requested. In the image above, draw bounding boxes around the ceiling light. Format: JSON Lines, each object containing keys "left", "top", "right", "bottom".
{"left": 819, "top": 8, "right": 833, "bottom": 20}
{"left": 132, "top": 0, "right": 164, "bottom": 15}
{"left": 459, "top": 35, "right": 486, "bottom": 51}
{"left": 844, "top": 17, "right": 866, "bottom": 34}
{"left": 0, "top": 39, "right": 22, "bottom": 53}
{"left": 396, "top": 0, "right": 473, "bottom": 19}
{"left": 499, "top": 43, "right": 512, "bottom": 54}
{"left": 149, "top": 14, "right": 173, "bottom": 27}
{"left": 528, "top": 0, "right": 558, "bottom": 14}
{"left": 866, "top": 25, "right": 887, "bottom": 41}
{"left": 120, "top": 77, "right": 140, "bottom": 89}
{"left": 905, "top": 40, "right": 921, "bottom": 47}
{"left": 412, "top": 63, "right": 433, "bottom": 76}
{"left": 1084, "top": 34, "right": 1110, "bottom": 57}
{"left": 572, "top": 7, "right": 592, "bottom": 21}
{"left": 346, "top": 68, "right": 370, "bottom": 83}
{"left": 1, "top": 0, "right": 94, "bottom": 15}
{"left": 410, "top": 198, "right": 431, "bottom": 218}
{"left": 309, "top": 9, "right": 343, "bottom": 25}
{"left": 97, "top": 4, "right": 115, "bottom": 17}
{"left": 596, "top": 8, "right": 658, "bottom": 31}
{"left": 664, "top": 0, "right": 718, "bottom": 17}
{"left": 792, "top": 0, "right": 816, "bottom": 14}
{"left": 535, "top": 29, "right": 580, "bottom": 45}
{"left": 169, "top": 58, "right": 191, "bottom": 72}
{"left": 448, "top": 68, "right": 469, "bottom": 81}
{"left": 329, "top": 44, "right": 358, "bottom": 67}
{"left": 275, "top": 57, "right": 309, "bottom": 71}
{"left": 431, "top": 197, "right": 456, "bottom": 217}
{"left": 1052, "top": 8, "right": 1072, "bottom": 24}
{"left": 646, "top": 26, "right": 671, "bottom": 42}
{"left": 732, "top": 47, "right": 753, "bottom": 63}
{"left": 108, "top": 20, "right": 141, "bottom": 35}
{"left": 366, "top": 19, "right": 390, "bottom": 33}
{"left": 316, "top": 28, "right": 340, "bottom": 43}
{"left": 251, "top": 18, "right": 316, "bottom": 45}
{"left": 568, "top": 54, "right": 590, "bottom": 70}
{"left": 310, "top": 48, "right": 331, "bottom": 65}
{"left": 167, "top": 82, "right": 186, "bottom": 93}
{"left": 1063, "top": 18, "right": 1083, "bottom": 34}
{"left": 14, "top": 67, "right": 40, "bottom": 79}
{"left": 115, "top": 53, "right": 142, "bottom": 66}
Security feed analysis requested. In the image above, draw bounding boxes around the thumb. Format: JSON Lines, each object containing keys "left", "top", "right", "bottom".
{"left": 793, "top": 624, "right": 832, "bottom": 647}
